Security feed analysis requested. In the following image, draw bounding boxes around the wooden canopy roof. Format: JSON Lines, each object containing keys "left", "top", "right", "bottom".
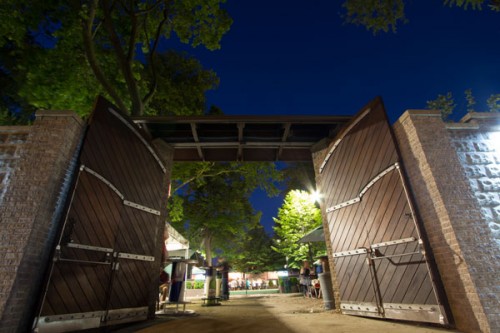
{"left": 132, "top": 115, "right": 352, "bottom": 162}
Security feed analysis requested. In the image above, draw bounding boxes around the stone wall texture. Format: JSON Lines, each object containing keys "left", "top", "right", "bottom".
{"left": 393, "top": 110, "right": 500, "bottom": 333}
{"left": 0, "top": 112, "right": 85, "bottom": 333}
{"left": 0, "top": 127, "right": 30, "bottom": 205}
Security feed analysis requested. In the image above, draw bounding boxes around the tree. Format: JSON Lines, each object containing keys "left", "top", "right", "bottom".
{"left": 225, "top": 225, "right": 286, "bottom": 274}
{"left": 0, "top": 0, "right": 232, "bottom": 118}
{"left": 426, "top": 89, "right": 500, "bottom": 120}
{"left": 342, "top": 0, "right": 500, "bottom": 34}
{"left": 272, "top": 190, "right": 324, "bottom": 269}
{"left": 169, "top": 162, "right": 282, "bottom": 267}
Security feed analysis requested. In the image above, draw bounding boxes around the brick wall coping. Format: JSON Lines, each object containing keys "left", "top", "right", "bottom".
{"left": 460, "top": 112, "right": 500, "bottom": 123}
{"left": 445, "top": 123, "right": 480, "bottom": 130}
{"left": 0, "top": 126, "right": 31, "bottom": 132}
{"left": 398, "top": 110, "right": 441, "bottom": 122}
{"left": 36, "top": 110, "right": 85, "bottom": 126}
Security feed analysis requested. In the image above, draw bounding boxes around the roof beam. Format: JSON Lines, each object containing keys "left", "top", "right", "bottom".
{"left": 276, "top": 122, "right": 291, "bottom": 161}
{"left": 190, "top": 122, "right": 204, "bottom": 161}
{"left": 237, "top": 122, "right": 245, "bottom": 161}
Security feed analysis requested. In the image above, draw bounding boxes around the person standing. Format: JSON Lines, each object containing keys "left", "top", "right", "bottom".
{"left": 299, "top": 264, "right": 311, "bottom": 297}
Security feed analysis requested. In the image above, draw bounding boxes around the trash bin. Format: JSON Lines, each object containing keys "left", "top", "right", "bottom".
{"left": 284, "top": 277, "right": 291, "bottom": 293}
{"left": 318, "top": 272, "right": 334, "bottom": 310}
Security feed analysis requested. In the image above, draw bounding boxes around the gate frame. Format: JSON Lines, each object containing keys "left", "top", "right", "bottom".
{"left": 1, "top": 99, "right": 498, "bottom": 333}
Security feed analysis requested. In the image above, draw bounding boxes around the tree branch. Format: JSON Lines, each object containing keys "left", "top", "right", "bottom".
{"left": 101, "top": 0, "right": 143, "bottom": 115}
{"left": 142, "top": 7, "right": 169, "bottom": 105}
{"left": 81, "top": 0, "right": 128, "bottom": 113}
{"left": 172, "top": 168, "right": 244, "bottom": 194}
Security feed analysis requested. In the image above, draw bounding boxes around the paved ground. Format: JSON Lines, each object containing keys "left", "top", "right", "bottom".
{"left": 109, "top": 294, "right": 460, "bottom": 333}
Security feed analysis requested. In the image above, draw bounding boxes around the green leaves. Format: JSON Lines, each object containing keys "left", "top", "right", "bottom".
{"left": 0, "top": 0, "right": 232, "bottom": 117}
{"left": 341, "top": 0, "right": 495, "bottom": 34}
{"left": 342, "top": 0, "right": 407, "bottom": 34}
{"left": 426, "top": 92, "right": 456, "bottom": 120}
{"left": 169, "top": 161, "right": 282, "bottom": 265}
{"left": 272, "top": 190, "right": 323, "bottom": 269}
{"left": 426, "top": 89, "right": 500, "bottom": 120}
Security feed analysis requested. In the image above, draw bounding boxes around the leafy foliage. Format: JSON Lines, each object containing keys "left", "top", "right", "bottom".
{"left": 426, "top": 92, "right": 456, "bottom": 120}
{"left": 272, "top": 190, "right": 324, "bottom": 269}
{"left": 342, "top": 0, "right": 407, "bottom": 34}
{"left": 486, "top": 94, "right": 500, "bottom": 112}
{"left": 169, "top": 162, "right": 282, "bottom": 266}
{"left": 225, "top": 225, "right": 286, "bottom": 273}
{"left": 426, "top": 89, "right": 500, "bottom": 119}
{"left": 0, "top": 0, "right": 232, "bottom": 118}
{"left": 342, "top": 0, "right": 499, "bottom": 34}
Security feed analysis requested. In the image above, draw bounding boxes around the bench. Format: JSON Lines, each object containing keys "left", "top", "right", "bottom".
{"left": 159, "top": 300, "right": 192, "bottom": 314}
{"left": 201, "top": 297, "right": 221, "bottom": 306}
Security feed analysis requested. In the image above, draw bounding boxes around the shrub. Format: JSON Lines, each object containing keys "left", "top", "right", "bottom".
{"left": 194, "top": 281, "right": 205, "bottom": 289}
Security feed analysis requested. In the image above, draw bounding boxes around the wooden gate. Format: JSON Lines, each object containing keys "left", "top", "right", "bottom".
{"left": 33, "top": 97, "right": 168, "bottom": 332}
{"left": 318, "top": 98, "right": 449, "bottom": 324}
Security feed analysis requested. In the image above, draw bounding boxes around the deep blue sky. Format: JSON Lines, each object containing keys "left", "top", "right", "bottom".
{"left": 171, "top": 1, "right": 500, "bottom": 233}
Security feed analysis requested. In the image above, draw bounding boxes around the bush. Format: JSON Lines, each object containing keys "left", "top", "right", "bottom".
{"left": 268, "top": 280, "right": 275, "bottom": 288}
{"left": 194, "top": 281, "right": 205, "bottom": 289}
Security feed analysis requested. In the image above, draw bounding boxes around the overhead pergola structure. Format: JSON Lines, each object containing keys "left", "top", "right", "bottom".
{"left": 132, "top": 115, "right": 352, "bottom": 162}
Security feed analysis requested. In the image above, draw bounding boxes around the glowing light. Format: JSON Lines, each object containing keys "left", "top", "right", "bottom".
{"left": 310, "top": 190, "right": 321, "bottom": 203}
{"left": 490, "top": 131, "right": 500, "bottom": 152}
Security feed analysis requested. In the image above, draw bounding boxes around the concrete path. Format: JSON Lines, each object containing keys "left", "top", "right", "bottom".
{"left": 110, "top": 294, "right": 461, "bottom": 333}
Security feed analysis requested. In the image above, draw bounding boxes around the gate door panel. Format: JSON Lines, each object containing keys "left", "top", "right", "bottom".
{"left": 34, "top": 97, "right": 167, "bottom": 332}
{"left": 319, "top": 98, "right": 448, "bottom": 324}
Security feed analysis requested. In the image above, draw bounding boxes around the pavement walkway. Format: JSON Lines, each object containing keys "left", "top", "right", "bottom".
{"left": 108, "top": 294, "right": 461, "bottom": 333}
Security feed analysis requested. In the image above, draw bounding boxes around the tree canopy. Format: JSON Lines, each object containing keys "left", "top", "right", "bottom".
{"left": 342, "top": 0, "right": 499, "bottom": 34}
{"left": 426, "top": 89, "right": 500, "bottom": 120}
{"left": 169, "top": 162, "right": 282, "bottom": 267}
{"left": 0, "top": 0, "right": 232, "bottom": 119}
{"left": 272, "top": 190, "right": 324, "bottom": 269}
{"left": 224, "top": 225, "right": 286, "bottom": 274}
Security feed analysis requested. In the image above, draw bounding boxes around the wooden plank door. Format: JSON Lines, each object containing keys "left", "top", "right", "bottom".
{"left": 318, "top": 97, "right": 449, "bottom": 324}
{"left": 33, "top": 97, "right": 168, "bottom": 332}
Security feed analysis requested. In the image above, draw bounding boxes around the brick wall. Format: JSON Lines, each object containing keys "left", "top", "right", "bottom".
{"left": 0, "top": 111, "right": 85, "bottom": 333}
{"left": 0, "top": 127, "right": 30, "bottom": 207}
{"left": 393, "top": 110, "right": 499, "bottom": 333}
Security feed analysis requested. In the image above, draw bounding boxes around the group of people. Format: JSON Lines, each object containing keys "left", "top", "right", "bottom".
{"left": 299, "top": 262, "right": 321, "bottom": 298}
{"left": 229, "top": 278, "right": 270, "bottom": 290}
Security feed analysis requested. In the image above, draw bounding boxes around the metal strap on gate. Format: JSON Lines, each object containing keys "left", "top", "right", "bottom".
{"left": 333, "top": 248, "right": 368, "bottom": 258}
{"left": 319, "top": 108, "right": 371, "bottom": 173}
{"left": 107, "top": 107, "right": 166, "bottom": 173}
{"left": 82, "top": 165, "right": 124, "bottom": 200}
{"left": 371, "top": 237, "right": 416, "bottom": 249}
{"left": 81, "top": 165, "right": 161, "bottom": 216}
{"left": 117, "top": 252, "right": 155, "bottom": 262}
{"left": 66, "top": 242, "right": 114, "bottom": 253}
{"left": 123, "top": 200, "right": 160, "bottom": 215}
{"left": 326, "top": 163, "right": 399, "bottom": 213}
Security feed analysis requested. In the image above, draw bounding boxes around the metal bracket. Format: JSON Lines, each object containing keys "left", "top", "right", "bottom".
{"left": 319, "top": 108, "right": 371, "bottom": 173}
{"left": 333, "top": 248, "right": 368, "bottom": 258}
{"left": 81, "top": 166, "right": 125, "bottom": 200}
{"left": 65, "top": 242, "right": 114, "bottom": 253}
{"left": 117, "top": 252, "right": 155, "bottom": 262}
{"left": 326, "top": 163, "right": 398, "bottom": 213}
{"left": 371, "top": 237, "right": 416, "bottom": 249}
{"left": 123, "top": 200, "right": 160, "bottom": 216}
{"left": 107, "top": 107, "right": 166, "bottom": 173}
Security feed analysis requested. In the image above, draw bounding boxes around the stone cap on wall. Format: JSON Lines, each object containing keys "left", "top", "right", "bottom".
{"left": 36, "top": 110, "right": 86, "bottom": 126}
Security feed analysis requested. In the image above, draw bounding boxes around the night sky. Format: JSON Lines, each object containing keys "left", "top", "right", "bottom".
{"left": 170, "top": 1, "right": 500, "bottom": 233}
